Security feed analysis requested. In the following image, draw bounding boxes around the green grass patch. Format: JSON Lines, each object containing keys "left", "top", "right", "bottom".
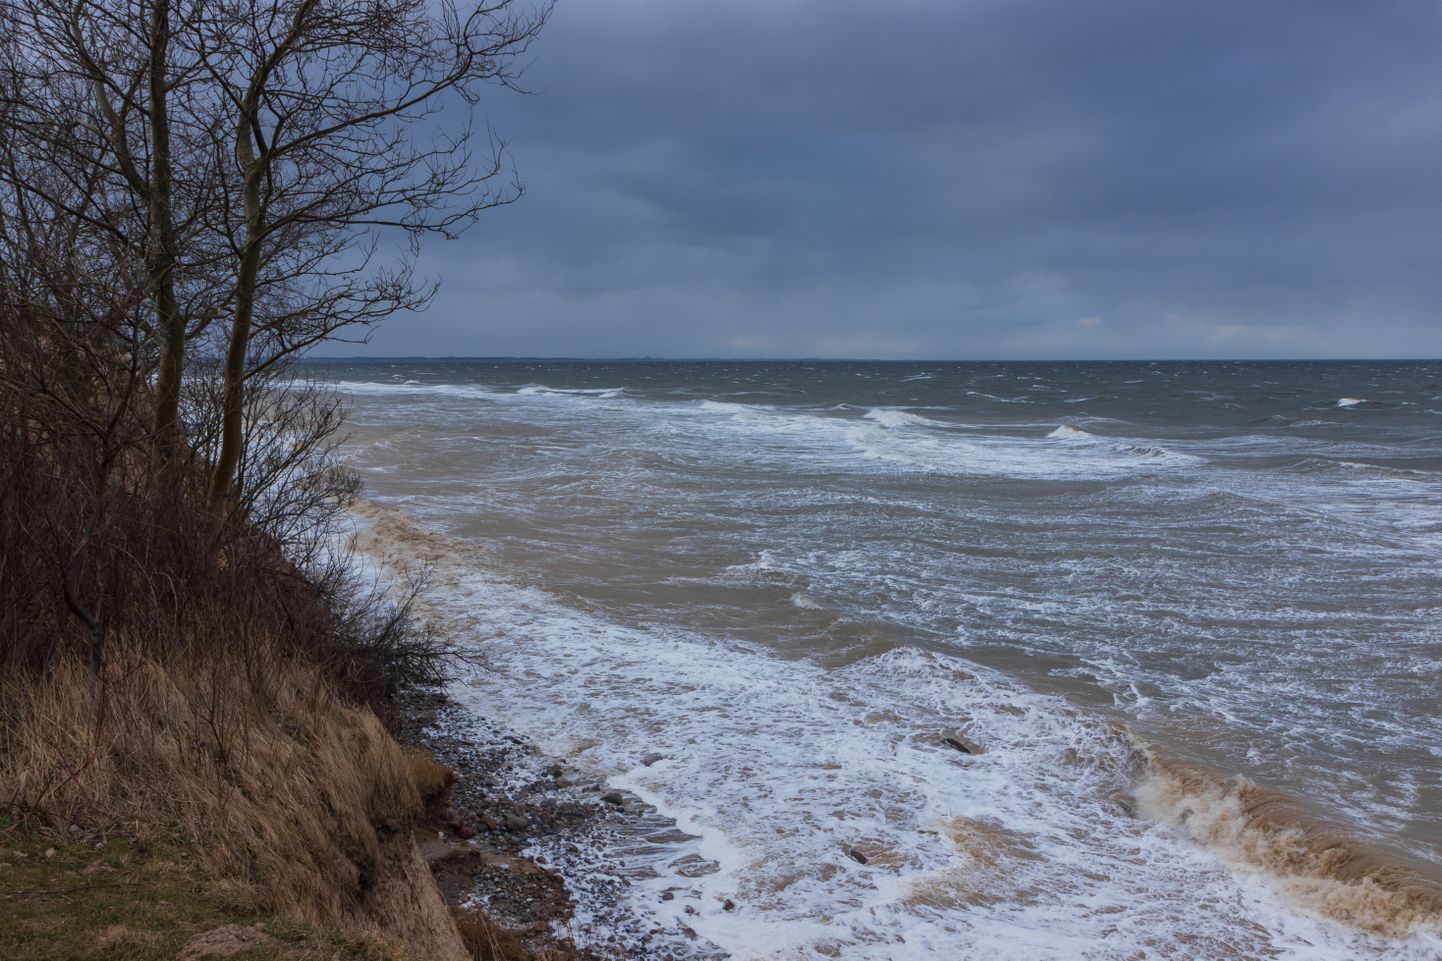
{"left": 0, "top": 817, "right": 400, "bottom": 961}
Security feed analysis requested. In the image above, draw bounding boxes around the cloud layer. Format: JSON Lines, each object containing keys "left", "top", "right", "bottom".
{"left": 341, "top": 0, "right": 1442, "bottom": 359}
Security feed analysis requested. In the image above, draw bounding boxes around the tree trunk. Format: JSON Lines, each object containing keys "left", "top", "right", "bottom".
{"left": 147, "top": 0, "right": 185, "bottom": 466}
{"left": 208, "top": 115, "right": 263, "bottom": 513}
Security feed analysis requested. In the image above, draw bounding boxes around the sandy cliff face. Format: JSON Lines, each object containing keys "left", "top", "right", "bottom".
{"left": 366, "top": 838, "right": 470, "bottom": 961}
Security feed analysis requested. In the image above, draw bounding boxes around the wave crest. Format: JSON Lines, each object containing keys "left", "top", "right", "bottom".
{"left": 863, "top": 407, "right": 944, "bottom": 429}
{"left": 1134, "top": 753, "right": 1442, "bottom": 938}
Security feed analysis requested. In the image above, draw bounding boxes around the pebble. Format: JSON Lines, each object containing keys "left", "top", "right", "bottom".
{"left": 392, "top": 687, "right": 714, "bottom": 960}
{"left": 942, "top": 729, "right": 986, "bottom": 755}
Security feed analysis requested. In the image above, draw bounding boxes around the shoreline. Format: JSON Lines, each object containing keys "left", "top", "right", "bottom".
{"left": 393, "top": 684, "right": 724, "bottom": 959}
{"left": 346, "top": 495, "right": 1442, "bottom": 958}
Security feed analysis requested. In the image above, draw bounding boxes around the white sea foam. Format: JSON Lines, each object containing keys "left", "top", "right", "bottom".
{"left": 698, "top": 399, "right": 762, "bottom": 416}
{"left": 337, "top": 363, "right": 1442, "bottom": 959}
{"left": 1046, "top": 424, "right": 1199, "bottom": 464}
{"left": 691, "top": 405, "right": 1199, "bottom": 479}
{"left": 329, "top": 379, "right": 508, "bottom": 402}
{"left": 517, "top": 384, "right": 625, "bottom": 399}
{"left": 347, "top": 505, "right": 1440, "bottom": 961}
{"left": 789, "top": 591, "right": 825, "bottom": 610}
{"left": 862, "top": 407, "right": 945, "bottom": 429}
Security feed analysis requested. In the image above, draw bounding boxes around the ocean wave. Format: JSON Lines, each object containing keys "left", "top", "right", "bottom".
{"left": 1047, "top": 425, "right": 1198, "bottom": 463}
{"left": 965, "top": 390, "right": 1032, "bottom": 404}
{"left": 696, "top": 398, "right": 770, "bottom": 419}
{"left": 329, "top": 379, "right": 444, "bottom": 395}
{"left": 1134, "top": 749, "right": 1442, "bottom": 938}
{"left": 834, "top": 419, "right": 1200, "bottom": 478}
{"left": 343, "top": 501, "right": 1442, "bottom": 960}
{"left": 789, "top": 591, "right": 826, "bottom": 610}
{"left": 863, "top": 407, "right": 947, "bottom": 429}
{"left": 328, "top": 379, "right": 507, "bottom": 401}
{"left": 517, "top": 384, "right": 626, "bottom": 399}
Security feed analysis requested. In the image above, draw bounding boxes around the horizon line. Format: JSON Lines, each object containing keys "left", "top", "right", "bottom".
{"left": 302, "top": 355, "right": 1442, "bottom": 364}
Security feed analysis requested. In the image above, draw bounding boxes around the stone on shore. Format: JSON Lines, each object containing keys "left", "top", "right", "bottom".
{"left": 941, "top": 729, "right": 986, "bottom": 755}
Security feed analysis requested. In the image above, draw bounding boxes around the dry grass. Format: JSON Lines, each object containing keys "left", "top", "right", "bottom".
{"left": 0, "top": 639, "right": 425, "bottom": 925}
{"left": 0, "top": 356, "right": 538, "bottom": 959}
{"left": 406, "top": 749, "right": 456, "bottom": 805}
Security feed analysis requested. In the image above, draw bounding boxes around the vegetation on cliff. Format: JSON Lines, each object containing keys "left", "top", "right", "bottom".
{"left": 0, "top": 1, "right": 558, "bottom": 957}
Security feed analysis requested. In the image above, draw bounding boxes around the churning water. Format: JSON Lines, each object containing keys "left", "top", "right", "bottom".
{"left": 322, "top": 359, "right": 1442, "bottom": 960}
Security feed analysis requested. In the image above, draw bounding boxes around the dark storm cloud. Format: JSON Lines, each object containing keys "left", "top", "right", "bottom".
{"left": 344, "top": 0, "right": 1442, "bottom": 358}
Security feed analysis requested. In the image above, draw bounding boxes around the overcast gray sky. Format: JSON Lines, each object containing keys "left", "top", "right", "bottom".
{"left": 335, "top": 0, "right": 1442, "bottom": 360}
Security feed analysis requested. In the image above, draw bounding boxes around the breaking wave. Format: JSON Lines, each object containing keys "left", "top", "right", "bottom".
{"left": 1134, "top": 749, "right": 1442, "bottom": 938}
{"left": 1047, "top": 424, "right": 1198, "bottom": 463}
{"left": 345, "top": 499, "right": 1442, "bottom": 960}
{"left": 862, "top": 407, "right": 948, "bottom": 429}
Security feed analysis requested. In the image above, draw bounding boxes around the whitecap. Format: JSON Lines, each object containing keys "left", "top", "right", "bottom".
{"left": 863, "top": 407, "right": 945, "bottom": 429}
{"left": 966, "top": 391, "right": 1032, "bottom": 404}
{"left": 348, "top": 506, "right": 1435, "bottom": 960}
{"left": 789, "top": 592, "right": 825, "bottom": 610}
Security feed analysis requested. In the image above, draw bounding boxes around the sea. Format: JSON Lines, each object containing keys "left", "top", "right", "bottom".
{"left": 317, "top": 359, "right": 1442, "bottom": 961}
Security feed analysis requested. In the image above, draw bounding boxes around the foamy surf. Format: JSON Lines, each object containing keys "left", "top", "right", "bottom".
{"left": 1134, "top": 751, "right": 1442, "bottom": 939}
{"left": 1047, "top": 423, "right": 1200, "bottom": 464}
{"left": 862, "top": 407, "right": 948, "bottom": 429}
{"left": 347, "top": 501, "right": 1442, "bottom": 960}
{"left": 326, "top": 359, "right": 1442, "bottom": 959}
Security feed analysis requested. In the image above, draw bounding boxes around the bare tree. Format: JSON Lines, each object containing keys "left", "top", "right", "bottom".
{"left": 2, "top": 0, "right": 547, "bottom": 517}
{"left": 1, "top": 1, "right": 528, "bottom": 701}
{"left": 194, "top": 0, "right": 548, "bottom": 511}
{"left": 0, "top": 0, "right": 236, "bottom": 467}
{"left": 0, "top": 79, "right": 154, "bottom": 666}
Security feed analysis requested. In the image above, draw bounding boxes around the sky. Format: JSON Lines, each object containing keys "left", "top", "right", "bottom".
{"left": 334, "top": 0, "right": 1442, "bottom": 360}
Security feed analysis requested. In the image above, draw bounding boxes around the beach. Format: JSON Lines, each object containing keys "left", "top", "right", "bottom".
{"left": 333, "top": 359, "right": 1442, "bottom": 960}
